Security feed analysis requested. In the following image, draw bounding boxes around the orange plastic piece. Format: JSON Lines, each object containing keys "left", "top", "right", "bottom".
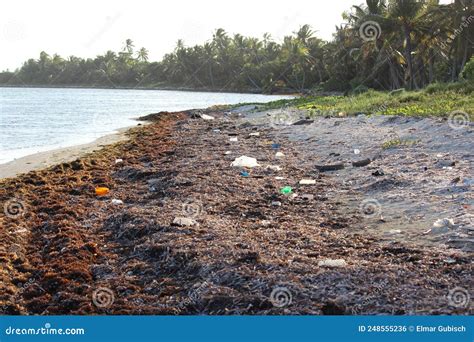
{"left": 95, "top": 187, "right": 110, "bottom": 196}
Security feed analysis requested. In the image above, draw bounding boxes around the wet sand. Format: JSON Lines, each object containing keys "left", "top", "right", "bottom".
{"left": 0, "top": 129, "right": 132, "bottom": 180}
{"left": 0, "top": 109, "right": 471, "bottom": 315}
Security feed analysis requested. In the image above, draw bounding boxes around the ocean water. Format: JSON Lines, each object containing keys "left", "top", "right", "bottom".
{"left": 0, "top": 87, "right": 292, "bottom": 164}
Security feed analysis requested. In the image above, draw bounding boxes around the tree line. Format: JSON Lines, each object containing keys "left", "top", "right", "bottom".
{"left": 0, "top": 0, "right": 472, "bottom": 93}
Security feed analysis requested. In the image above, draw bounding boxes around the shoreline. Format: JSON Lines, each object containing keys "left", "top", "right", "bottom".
{"left": 0, "top": 84, "right": 300, "bottom": 96}
{"left": 0, "top": 127, "right": 132, "bottom": 179}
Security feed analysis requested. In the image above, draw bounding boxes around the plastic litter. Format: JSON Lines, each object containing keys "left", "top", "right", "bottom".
{"left": 275, "top": 152, "right": 285, "bottom": 158}
{"left": 318, "top": 259, "right": 347, "bottom": 267}
{"left": 229, "top": 137, "right": 238, "bottom": 142}
{"left": 249, "top": 132, "right": 260, "bottom": 136}
{"left": 275, "top": 176, "right": 285, "bottom": 180}
{"left": 95, "top": 187, "right": 110, "bottom": 196}
{"left": 272, "top": 143, "right": 281, "bottom": 149}
{"left": 280, "top": 186, "right": 293, "bottom": 195}
{"left": 299, "top": 179, "right": 316, "bottom": 185}
{"left": 111, "top": 199, "right": 124, "bottom": 205}
{"left": 201, "top": 114, "right": 215, "bottom": 120}
{"left": 240, "top": 171, "right": 250, "bottom": 177}
{"left": 115, "top": 159, "right": 123, "bottom": 164}
{"left": 354, "top": 149, "right": 361, "bottom": 155}
{"left": 231, "top": 156, "right": 260, "bottom": 168}
{"left": 224, "top": 151, "right": 232, "bottom": 155}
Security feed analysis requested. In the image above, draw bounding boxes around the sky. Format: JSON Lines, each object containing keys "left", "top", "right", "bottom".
{"left": 0, "top": 0, "right": 453, "bottom": 71}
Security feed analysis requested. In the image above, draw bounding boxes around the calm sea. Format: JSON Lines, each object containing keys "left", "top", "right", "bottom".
{"left": 0, "top": 87, "right": 292, "bottom": 164}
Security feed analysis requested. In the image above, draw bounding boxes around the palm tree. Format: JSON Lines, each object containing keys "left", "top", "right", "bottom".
{"left": 123, "top": 39, "right": 135, "bottom": 55}
{"left": 136, "top": 47, "right": 149, "bottom": 62}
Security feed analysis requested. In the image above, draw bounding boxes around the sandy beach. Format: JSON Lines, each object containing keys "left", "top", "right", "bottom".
{"left": 0, "top": 107, "right": 471, "bottom": 315}
{"left": 0, "top": 128, "right": 133, "bottom": 180}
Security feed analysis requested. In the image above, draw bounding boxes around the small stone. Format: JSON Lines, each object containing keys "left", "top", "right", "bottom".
{"left": 275, "top": 152, "right": 285, "bottom": 158}
{"left": 354, "top": 149, "right": 361, "bottom": 155}
{"left": 318, "top": 259, "right": 347, "bottom": 268}
{"left": 111, "top": 199, "right": 123, "bottom": 205}
{"left": 352, "top": 158, "right": 371, "bottom": 167}
{"left": 271, "top": 201, "right": 282, "bottom": 207}
{"left": 172, "top": 217, "right": 198, "bottom": 227}
{"left": 266, "top": 165, "right": 282, "bottom": 171}
{"left": 372, "top": 170, "right": 385, "bottom": 177}
{"left": 301, "top": 194, "right": 314, "bottom": 201}
{"left": 299, "top": 179, "right": 316, "bottom": 185}
{"left": 115, "top": 158, "right": 123, "bottom": 164}
{"left": 229, "top": 137, "right": 238, "bottom": 142}
{"left": 249, "top": 132, "right": 260, "bottom": 136}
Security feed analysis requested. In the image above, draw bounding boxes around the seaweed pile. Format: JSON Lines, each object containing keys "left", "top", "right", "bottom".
{"left": 0, "top": 110, "right": 471, "bottom": 315}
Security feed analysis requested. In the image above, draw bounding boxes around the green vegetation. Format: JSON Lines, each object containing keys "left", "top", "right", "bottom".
{"left": 260, "top": 82, "right": 474, "bottom": 118}
{"left": 0, "top": 0, "right": 472, "bottom": 93}
{"left": 382, "top": 138, "right": 420, "bottom": 149}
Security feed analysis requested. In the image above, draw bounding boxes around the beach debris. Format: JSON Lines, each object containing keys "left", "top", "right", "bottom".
{"left": 115, "top": 158, "right": 123, "bottom": 164}
{"left": 451, "top": 176, "right": 461, "bottom": 184}
{"left": 275, "top": 152, "right": 285, "bottom": 158}
{"left": 318, "top": 259, "right": 347, "bottom": 268}
{"left": 71, "top": 160, "right": 84, "bottom": 171}
{"left": 315, "top": 163, "right": 345, "bottom": 172}
{"left": 293, "top": 119, "right": 314, "bottom": 125}
{"left": 249, "top": 132, "right": 260, "bottom": 136}
{"left": 299, "top": 179, "right": 316, "bottom": 185}
{"left": 229, "top": 137, "right": 238, "bottom": 142}
{"left": 224, "top": 151, "right": 232, "bottom": 155}
{"left": 275, "top": 176, "right": 285, "bottom": 180}
{"left": 352, "top": 158, "right": 371, "bottom": 167}
{"left": 427, "top": 218, "right": 456, "bottom": 234}
{"left": 272, "top": 143, "right": 281, "bottom": 149}
{"left": 280, "top": 186, "right": 293, "bottom": 195}
{"left": 200, "top": 114, "right": 215, "bottom": 120}
{"left": 435, "top": 159, "right": 455, "bottom": 168}
{"left": 386, "top": 229, "right": 402, "bottom": 235}
{"left": 213, "top": 129, "right": 221, "bottom": 133}
{"left": 240, "top": 171, "right": 250, "bottom": 177}
{"left": 271, "top": 201, "right": 282, "bottom": 206}
{"left": 354, "top": 149, "right": 361, "bottom": 155}
{"left": 172, "top": 217, "right": 198, "bottom": 227}
{"left": 266, "top": 165, "right": 282, "bottom": 172}
{"left": 95, "top": 187, "right": 110, "bottom": 196}
{"left": 372, "top": 170, "right": 385, "bottom": 177}
{"left": 231, "top": 156, "right": 260, "bottom": 168}
{"left": 111, "top": 199, "right": 124, "bottom": 205}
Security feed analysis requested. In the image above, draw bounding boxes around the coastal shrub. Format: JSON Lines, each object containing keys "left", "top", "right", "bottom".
{"left": 460, "top": 57, "right": 474, "bottom": 82}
